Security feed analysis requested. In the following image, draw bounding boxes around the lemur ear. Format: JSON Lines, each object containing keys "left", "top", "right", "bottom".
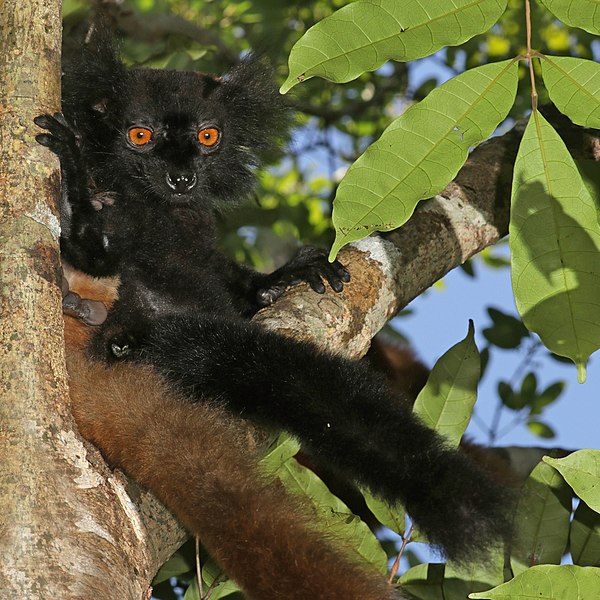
{"left": 216, "top": 54, "right": 291, "bottom": 155}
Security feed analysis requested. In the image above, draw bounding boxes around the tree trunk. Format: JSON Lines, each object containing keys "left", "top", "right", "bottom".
{"left": 0, "top": 3, "right": 185, "bottom": 598}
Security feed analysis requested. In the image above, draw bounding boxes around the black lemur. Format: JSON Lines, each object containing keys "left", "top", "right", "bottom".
{"left": 36, "top": 28, "right": 512, "bottom": 565}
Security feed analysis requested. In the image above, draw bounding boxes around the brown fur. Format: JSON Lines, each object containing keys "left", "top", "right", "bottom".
{"left": 366, "top": 337, "right": 430, "bottom": 401}
{"left": 65, "top": 270, "right": 394, "bottom": 600}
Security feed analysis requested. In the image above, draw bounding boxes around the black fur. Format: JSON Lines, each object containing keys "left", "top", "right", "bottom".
{"left": 136, "top": 314, "right": 511, "bottom": 561}
{"left": 37, "top": 26, "right": 511, "bottom": 562}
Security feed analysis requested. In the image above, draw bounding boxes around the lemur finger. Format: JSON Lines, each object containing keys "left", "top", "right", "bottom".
{"left": 35, "top": 133, "right": 59, "bottom": 150}
{"left": 325, "top": 272, "right": 344, "bottom": 293}
{"left": 33, "top": 114, "right": 55, "bottom": 129}
{"left": 331, "top": 260, "right": 351, "bottom": 282}
{"left": 34, "top": 114, "right": 75, "bottom": 143}
{"left": 52, "top": 112, "right": 70, "bottom": 128}
{"left": 319, "top": 262, "right": 349, "bottom": 292}
{"left": 63, "top": 292, "right": 108, "bottom": 326}
{"left": 305, "top": 272, "right": 326, "bottom": 294}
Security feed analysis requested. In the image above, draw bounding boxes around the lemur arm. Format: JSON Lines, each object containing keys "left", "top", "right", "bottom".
{"left": 35, "top": 114, "right": 119, "bottom": 275}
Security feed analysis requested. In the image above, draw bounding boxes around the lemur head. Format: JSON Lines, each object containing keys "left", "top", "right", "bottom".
{"left": 63, "top": 32, "right": 288, "bottom": 208}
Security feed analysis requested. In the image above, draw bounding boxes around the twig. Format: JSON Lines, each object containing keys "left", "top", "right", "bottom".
{"left": 195, "top": 536, "right": 204, "bottom": 599}
{"left": 388, "top": 524, "right": 414, "bottom": 584}
{"left": 524, "top": 0, "right": 538, "bottom": 110}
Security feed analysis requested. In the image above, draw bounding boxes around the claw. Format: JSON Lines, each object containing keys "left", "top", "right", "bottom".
{"left": 35, "top": 133, "right": 54, "bottom": 148}
{"left": 33, "top": 114, "right": 54, "bottom": 129}
{"left": 330, "top": 279, "right": 343, "bottom": 293}
{"left": 257, "top": 285, "right": 285, "bottom": 307}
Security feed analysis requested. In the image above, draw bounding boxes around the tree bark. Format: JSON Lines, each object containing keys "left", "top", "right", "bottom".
{"left": 0, "top": 3, "right": 185, "bottom": 599}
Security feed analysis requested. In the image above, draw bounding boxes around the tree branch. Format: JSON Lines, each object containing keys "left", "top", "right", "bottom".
{"left": 254, "top": 116, "right": 600, "bottom": 359}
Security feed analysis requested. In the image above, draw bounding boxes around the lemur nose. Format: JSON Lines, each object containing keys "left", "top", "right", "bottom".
{"left": 166, "top": 172, "right": 197, "bottom": 194}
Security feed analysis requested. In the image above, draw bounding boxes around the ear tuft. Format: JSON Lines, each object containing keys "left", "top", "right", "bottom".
{"left": 217, "top": 54, "right": 291, "bottom": 160}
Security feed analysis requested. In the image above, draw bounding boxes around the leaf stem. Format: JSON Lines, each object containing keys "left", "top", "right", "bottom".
{"left": 388, "top": 524, "right": 413, "bottom": 584}
{"left": 195, "top": 536, "right": 205, "bottom": 599}
{"left": 525, "top": 0, "right": 538, "bottom": 111}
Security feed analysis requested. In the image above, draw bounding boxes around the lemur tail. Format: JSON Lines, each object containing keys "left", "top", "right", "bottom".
{"left": 67, "top": 349, "right": 398, "bottom": 600}
{"left": 134, "top": 315, "right": 513, "bottom": 563}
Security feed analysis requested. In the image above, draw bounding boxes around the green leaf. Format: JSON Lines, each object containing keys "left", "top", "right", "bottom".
{"left": 520, "top": 372, "right": 537, "bottom": 398}
{"left": 498, "top": 380, "right": 526, "bottom": 410}
{"left": 259, "top": 432, "right": 301, "bottom": 475}
{"left": 510, "top": 460, "right": 572, "bottom": 575}
{"left": 183, "top": 579, "right": 200, "bottom": 600}
{"left": 509, "top": 110, "right": 600, "bottom": 383}
{"left": 530, "top": 381, "right": 565, "bottom": 414}
{"left": 184, "top": 577, "right": 243, "bottom": 600}
{"left": 265, "top": 449, "right": 387, "bottom": 572}
{"left": 577, "top": 159, "right": 600, "bottom": 200}
{"left": 208, "top": 581, "right": 245, "bottom": 599}
{"left": 195, "top": 556, "right": 244, "bottom": 599}
{"left": 413, "top": 321, "right": 480, "bottom": 447}
{"left": 538, "top": 0, "right": 600, "bottom": 35}
{"left": 329, "top": 59, "right": 519, "bottom": 259}
{"left": 482, "top": 307, "right": 529, "bottom": 349}
{"left": 153, "top": 552, "right": 192, "bottom": 585}
{"left": 480, "top": 346, "right": 490, "bottom": 378}
{"left": 571, "top": 501, "right": 600, "bottom": 567}
{"left": 258, "top": 433, "right": 386, "bottom": 570}
{"left": 361, "top": 490, "right": 406, "bottom": 536}
{"left": 400, "top": 553, "right": 504, "bottom": 600}
{"left": 527, "top": 420, "right": 556, "bottom": 439}
{"left": 541, "top": 56, "right": 600, "bottom": 128}
{"left": 544, "top": 450, "right": 600, "bottom": 512}
{"left": 281, "top": 0, "right": 508, "bottom": 92}
{"left": 470, "top": 565, "right": 600, "bottom": 599}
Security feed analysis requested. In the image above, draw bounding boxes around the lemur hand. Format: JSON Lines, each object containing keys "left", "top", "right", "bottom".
{"left": 256, "top": 246, "right": 350, "bottom": 306}
{"left": 34, "top": 112, "right": 80, "bottom": 161}
{"left": 61, "top": 275, "right": 108, "bottom": 326}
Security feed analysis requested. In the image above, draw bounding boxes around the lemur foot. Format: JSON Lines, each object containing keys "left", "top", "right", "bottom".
{"left": 61, "top": 275, "right": 108, "bottom": 326}
{"left": 256, "top": 246, "right": 350, "bottom": 306}
{"left": 109, "top": 333, "right": 137, "bottom": 359}
{"left": 89, "top": 325, "right": 144, "bottom": 363}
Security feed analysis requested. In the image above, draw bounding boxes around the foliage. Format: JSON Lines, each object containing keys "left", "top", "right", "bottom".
{"left": 60, "top": 1, "right": 600, "bottom": 598}
{"left": 413, "top": 321, "right": 481, "bottom": 446}
{"left": 327, "top": 59, "right": 519, "bottom": 257}
{"left": 284, "top": 0, "right": 600, "bottom": 382}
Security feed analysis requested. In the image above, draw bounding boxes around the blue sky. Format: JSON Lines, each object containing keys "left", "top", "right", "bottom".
{"left": 397, "top": 259, "right": 599, "bottom": 451}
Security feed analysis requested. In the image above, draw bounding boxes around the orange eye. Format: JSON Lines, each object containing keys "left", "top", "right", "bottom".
{"left": 198, "top": 127, "right": 220, "bottom": 147}
{"left": 128, "top": 127, "right": 153, "bottom": 146}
